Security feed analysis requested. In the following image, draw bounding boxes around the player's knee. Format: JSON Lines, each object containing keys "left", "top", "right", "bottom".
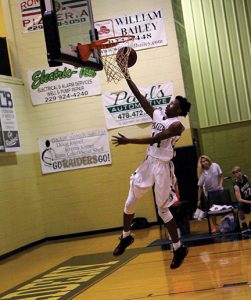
{"left": 158, "top": 207, "right": 173, "bottom": 223}
{"left": 124, "top": 202, "right": 136, "bottom": 214}
{"left": 124, "top": 192, "right": 137, "bottom": 214}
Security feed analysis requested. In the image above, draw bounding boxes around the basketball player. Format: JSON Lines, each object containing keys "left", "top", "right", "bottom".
{"left": 112, "top": 73, "right": 191, "bottom": 269}
{"left": 232, "top": 166, "right": 251, "bottom": 232}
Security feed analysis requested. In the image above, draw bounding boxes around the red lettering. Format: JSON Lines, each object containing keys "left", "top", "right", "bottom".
{"left": 21, "top": 0, "right": 40, "bottom": 9}
{"left": 23, "top": 19, "right": 31, "bottom": 27}
{"left": 21, "top": 1, "right": 27, "bottom": 9}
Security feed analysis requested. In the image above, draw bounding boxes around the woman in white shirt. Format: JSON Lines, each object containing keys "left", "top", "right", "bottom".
{"left": 197, "top": 155, "right": 224, "bottom": 233}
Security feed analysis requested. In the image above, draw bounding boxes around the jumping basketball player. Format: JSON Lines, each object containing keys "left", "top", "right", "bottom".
{"left": 112, "top": 73, "right": 191, "bottom": 269}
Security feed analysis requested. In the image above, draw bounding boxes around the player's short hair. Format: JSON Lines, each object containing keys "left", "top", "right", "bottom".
{"left": 232, "top": 166, "right": 241, "bottom": 174}
{"left": 176, "top": 96, "right": 191, "bottom": 117}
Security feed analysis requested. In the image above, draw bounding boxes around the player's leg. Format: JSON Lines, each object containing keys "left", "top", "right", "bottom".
{"left": 157, "top": 205, "right": 188, "bottom": 268}
{"left": 239, "top": 203, "right": 251, "bottom": 232}
{"left": 248, "top": 205, "right": 251, "bottom": 230}
{"left": 113, "top": 159, "right": 153, "bottom": 256}
{"left": 154, "top": 162, "right": 188, "bottom": 269}
{"left": 113, "top": 189, "right": 137, "bottom": 256}
{"left": 238, "top": 204, "right": 248, "bottom": 232}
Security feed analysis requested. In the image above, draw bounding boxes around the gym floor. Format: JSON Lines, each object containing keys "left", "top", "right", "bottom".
{"left": 0, "top": 219, "right": 251, "bottom": 299}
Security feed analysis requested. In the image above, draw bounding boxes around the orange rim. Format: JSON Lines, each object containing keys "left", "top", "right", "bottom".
{"left": 91, "top": 35, "right": 135, "bottom": 49}
{"left": 77, "top": 35, "right": 135, "bottom": 61}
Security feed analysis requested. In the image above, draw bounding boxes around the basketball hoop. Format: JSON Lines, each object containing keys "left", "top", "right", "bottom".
{"left": 77, "top": 35, "right": 135, "bottom": 83}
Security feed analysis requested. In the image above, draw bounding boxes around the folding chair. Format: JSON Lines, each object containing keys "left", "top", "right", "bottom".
{"left": 206, "top": 189, "right": 240, "bottom": 234}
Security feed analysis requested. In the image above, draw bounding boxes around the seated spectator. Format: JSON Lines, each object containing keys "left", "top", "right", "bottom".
{"left": 232, "top": 166, "right": 251, "bottom": 233}
{"left": 197, "top": 155, "right": 224, "bottom": 233}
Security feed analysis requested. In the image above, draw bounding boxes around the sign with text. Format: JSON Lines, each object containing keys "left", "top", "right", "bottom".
{"left": 102, "top": 82, "right": 174, "bottom": 129}
{"left": 0, "top": 88, "right": 21, "bottom": 152}
{"left": 38, "top": 128, "right": 111, "bottom": 174}
{"left": 20, "top": 0, "right": 90, "bottom": 33}
{"left": 28, "top": 66, "right": 101, "bottom": 105}
{"left": 95, "top": 8, "right": 167, "bottom": 50}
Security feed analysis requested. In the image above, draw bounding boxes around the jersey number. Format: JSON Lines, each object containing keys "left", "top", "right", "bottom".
{"left": 243, "top": 187, "right": 251, "bottom": 198}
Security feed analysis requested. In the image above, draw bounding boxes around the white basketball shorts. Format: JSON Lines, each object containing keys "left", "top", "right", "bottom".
{"left": 127, "top": 155, "right": 178, "bottom": 210}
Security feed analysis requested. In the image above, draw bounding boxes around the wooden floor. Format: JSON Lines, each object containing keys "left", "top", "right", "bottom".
{"left": 1, "top": 220, "right": 251, "bottom": 299}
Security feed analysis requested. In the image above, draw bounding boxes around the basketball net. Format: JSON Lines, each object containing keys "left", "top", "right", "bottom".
{"left": 77, "top": 35, "right": 135, "bottom": 84}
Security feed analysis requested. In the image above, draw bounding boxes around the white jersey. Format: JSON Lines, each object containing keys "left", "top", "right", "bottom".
{"left": 198, "top": 162, "right": 222, "bottom": 195}
{"left": 147, "top": 109, "right": 180, "bottom": 161}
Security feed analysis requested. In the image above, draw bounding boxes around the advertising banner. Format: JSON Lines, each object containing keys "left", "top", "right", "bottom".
{"left": 0, "top": 88, "right": 21, "bottom": 152}
{"left": 38, "top": 128, "right": 111, "bottom": 174}
{"left": 95, "top": 8, "right": 167, "bottom": 50}
{"left": 20, "top": 0, "right": 90, "bottom": 33}
{"left": 102, "top": 82, "right": 174, "bottom": 129}
{"left": 28, "top": 66, "right": 101, "bottom": 105}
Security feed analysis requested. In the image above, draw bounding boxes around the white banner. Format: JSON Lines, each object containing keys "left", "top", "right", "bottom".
{"left": 0, "top": 88, "right": 21, "bottom": 152}
{"left": 102, "top": 82, "right": 174, "bottom": 129}
{"left": 95, "top": 8, "right": 167, "bottom": 50}
{"left": 38, "top": 128, "right": 111, "bottom": 174}
{"left": 20, "top": 0, "right": 89, "bottom": 33}
{"left": 27, "top": 65, "right": 101, "bottom": 105}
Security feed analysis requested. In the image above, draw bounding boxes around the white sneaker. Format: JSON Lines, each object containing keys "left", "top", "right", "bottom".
{"left": 193, "top": 208, "right": 201, "bottom": 219}
{"left": 210, "top": 205, "right": 232, "bottom": 212}
{"left": 221, "top": 205, "right": 232, "bottom": 210}
{"left": 209, "top": 205, "right": 220, "bottom": 212}
{"left": 198, "top": 210, "right": 206, "bottom": 220}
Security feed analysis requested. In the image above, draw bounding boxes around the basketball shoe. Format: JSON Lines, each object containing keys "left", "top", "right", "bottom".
{"left": 170, "top": 245, "right": 189, "bottom": 269}
{"left": 241, "top": 222, "right": 248, "bottom": 233}
{"left": 113, "top": 235, "right": 134, "bottom": 256}
{"left": 249, "top": 221, "right": 251, "bottom": 230}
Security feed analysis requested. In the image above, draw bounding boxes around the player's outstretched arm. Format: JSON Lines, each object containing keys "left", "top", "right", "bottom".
{"left": 118, "top": 60, "right": 154, "bottom": 118}
{"left": 126, "top": 77, "right": 154, "bottom": 118}
{"left": 112, "top": 122, "right": 184, "bottom": 146}
{"left": 112, "top": 133, "right": 153, "bottom": 146}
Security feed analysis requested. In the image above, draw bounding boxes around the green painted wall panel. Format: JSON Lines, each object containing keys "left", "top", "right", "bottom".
{"left": 192, "top": 0, "right": 219, "bottom": 125}
{"left": 180, "top": 0, "right": 209, "bottom": 126}
{"left": 224, "top": 0, "right": 250, "bottom": 120}
{"left": 202, "top": 0, "right": 229, "bottom": 124}
{"left": 181, "top": 0, "right": 251, "bottom": 128}
{"left": 172, "top": 0, "right": 199, "bottom": 128}
{"left": 211, "top": 0, "right": 239, "bottom": 123}
{"left": 234, "top": 0, "right": 251, "bottom": 115}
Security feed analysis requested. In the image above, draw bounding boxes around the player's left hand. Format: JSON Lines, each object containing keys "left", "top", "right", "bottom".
{"left": 112, "top": 133, "right": 129, "bottom": 146}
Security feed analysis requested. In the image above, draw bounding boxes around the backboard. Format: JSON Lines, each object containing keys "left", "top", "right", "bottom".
{"left": 40, "top": 0, "right": 103, "bottom": 70}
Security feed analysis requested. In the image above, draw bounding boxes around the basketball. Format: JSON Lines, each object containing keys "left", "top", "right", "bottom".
{"left": 116, "top": 47, "right": 137, "bottom": 68}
